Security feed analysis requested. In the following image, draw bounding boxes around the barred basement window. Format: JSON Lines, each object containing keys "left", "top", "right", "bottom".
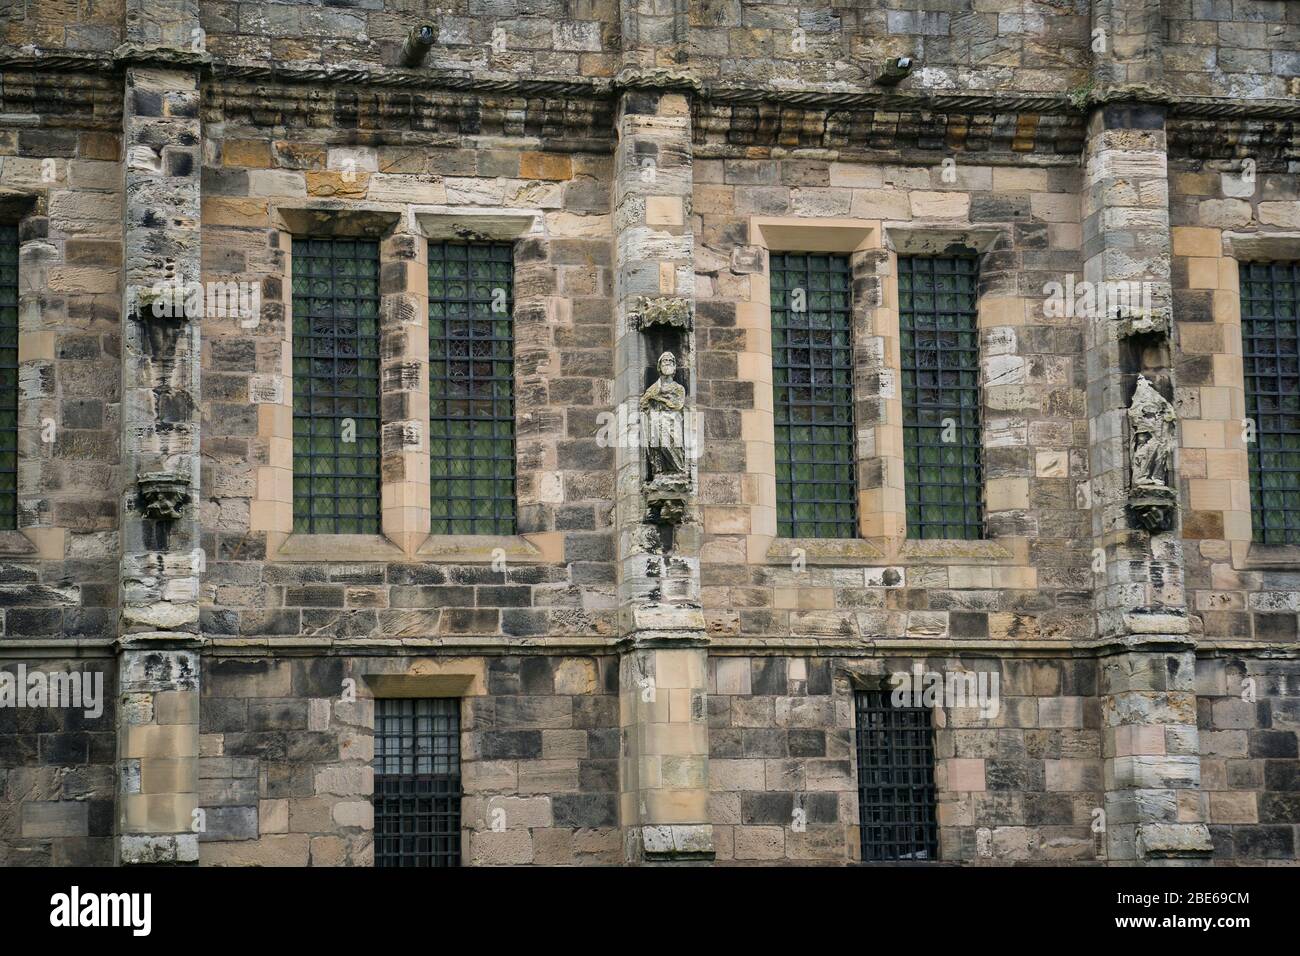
{"left": 0, "top": 226, "right": 16, "bottom": 530}
{"left": 1241, "top": 261, "right": 1300, "bottom": 545}
{"left": 428, "top": 241, "right": 517, "bottom": 535}
{"left": 899, "top": 255, "right": 984, "bottom": 540}
{"left": 855, "top": 688, "right": 939, "bottom": 863}
{"left": 770, "top": 252, "right": 858, "bottom": 538}
{"left": 291, "top": 238, "right": 381, "bottom": 534}
{"left": 373, "top": 698, "right": 462, "bottom": 868}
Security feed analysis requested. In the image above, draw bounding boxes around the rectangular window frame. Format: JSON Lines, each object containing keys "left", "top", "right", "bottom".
{"left": 426, "top": 240, "right": 518, "bottom": 537}
{"left": 1240, "top": 260, "right": 1300, "bottom": 546}
{"left": 854, "top": 687, "right": 939, "bottom": 864}
{"left": 0, "top": 224, "right": 18, "bottom": 532}
{"left": 373, "top": 696, "right": 463, "bottom": 868}
{"left": 898, "top": 254, "right": 985, "bottom": 541}
{"left": 770, "top": 250, "right": 859, "bottom": 540}
{"left": 290, "top": 235, "right": 383, "bottom": 536}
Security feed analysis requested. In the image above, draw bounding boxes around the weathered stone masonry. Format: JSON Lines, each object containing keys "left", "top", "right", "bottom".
{"left": 1, "top": 1, "right": 1300, "bottom": 866}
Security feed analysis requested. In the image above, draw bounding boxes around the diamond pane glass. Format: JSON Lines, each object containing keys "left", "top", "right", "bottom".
{"left": 770, "top": 252, "right": 858, "bottom": 538}
{"left": 291, "top": 237, "right": 381, "bottom": 534}
{"left": 900, "top": 255, "right": 984, "bottom": 540}
{"left": 373, "top": 698, "right": 461, "bottom": 868}
{"left": 1241, "top": 260, "right": 1300, "bottom": 545}
{"left": 855, "top": 689, "right": 938, "bottom": 863}
{"left": 428, "top": 241, "right": 516, "bottom": 535}
{"left": 0, "top": 226, "right": 16, "bottom": 530}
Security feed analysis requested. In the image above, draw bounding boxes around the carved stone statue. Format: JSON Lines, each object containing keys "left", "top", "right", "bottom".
{"left": 639, "top": 351, "right": 688, "bottom": 483}
{"left": 1129, "top": 375, "right": 1176, "bottom": 490}
{"left": 1128, "top": 375, "right": 1178, "bottom": 532}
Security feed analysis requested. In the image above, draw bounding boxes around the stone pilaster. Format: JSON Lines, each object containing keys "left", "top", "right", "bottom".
{"left": 1082, "top": 103, "right": 1210, "bottom": 863}
{"left": 1089, "top": 0, "right": 1165, "bottom": 91}
{"left": 114, "top": 0, "right": 205, "bottom": 865}
{"left": 611, "top": 83, "right": 712, "bottom": 863}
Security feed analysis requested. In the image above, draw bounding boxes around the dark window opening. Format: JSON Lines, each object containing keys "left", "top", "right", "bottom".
{"left": 854, "top": 688, "right": 939, "bottom": 863}
{"left": 373, "top": 697, "right": 462, "bottom": 868}
{"left": 0, "top": 225, "right": 17, "bottom": 530}
{"left": 770, "top": 251, "right": 858, "bottom": 538}
{"left": 1241, "top": 261, "right": 1300, "bottom": 545}
{"left": 291, "top": 237, "right": 381, "bottom": 534}
{"left": 428, "top": 241, "right": 516, "bottom": 535}
{"left": 899, "top": 255, "right": 983, "bottom": 540}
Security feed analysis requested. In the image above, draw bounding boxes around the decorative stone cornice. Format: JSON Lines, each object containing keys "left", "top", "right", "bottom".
{"left": 612, "top": 66, "right": 701, "bottom": 94}
{"left": 111, "top": 43, "right": 211, "bottom": 70}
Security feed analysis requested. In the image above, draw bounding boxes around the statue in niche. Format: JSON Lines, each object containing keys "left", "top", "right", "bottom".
{"left": 1129, "top": 374, "right": 1176, "bottom": 491}
{"left": 639, "top": 350, "right": 688, "bottom": 484}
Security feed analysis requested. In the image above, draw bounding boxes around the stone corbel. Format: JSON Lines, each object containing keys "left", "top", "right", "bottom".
{"left": 137, "top": 472, "right": 192, "bottom": 520}
{"left": 629, "top": 295, "right": 692, "bottom": 332}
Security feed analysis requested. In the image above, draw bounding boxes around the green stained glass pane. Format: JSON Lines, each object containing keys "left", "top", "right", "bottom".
{"left": 428, "top": 241, "right": 516, "bottom": 534}
{"left": 1242, "top": 261, "right": 1300, "bottom": 544}
{"left": 291, "top": 236, "right": 381, "bottom": 534}
{"left": 900, "top": 255, "right": 984, "bottom": 540}
{"left": 770, "top": 252, "right": 857, "bottom": 538}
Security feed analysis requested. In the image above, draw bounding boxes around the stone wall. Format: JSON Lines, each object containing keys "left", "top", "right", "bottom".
{"left": 198, "top": 654, "right": 620, "bottom": 865}
{"left": 0, "top": 1, "right": 1298, "bottom": 868}
{"left": 0, "top": 657, "right": 117, "bottom": 866}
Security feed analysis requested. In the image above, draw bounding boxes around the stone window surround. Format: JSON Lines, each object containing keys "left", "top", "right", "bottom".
{"left": 0, "top": 187, "right": 66, "bottom": 560}
{"left": 1219, "top": 230, "right": 1300, "bottom": 570}
{"left": 744, "top": 216, "right": 1024, "bottom": 570}
{"left": 252, "top": 202, "right": 563, "bottom": 565}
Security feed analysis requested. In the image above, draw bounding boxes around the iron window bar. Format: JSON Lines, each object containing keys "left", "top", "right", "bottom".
{"left": 373, "top": 697, "right": 462, "bottom": 868}
{"left": 1241, "top": 261, "right": 1300, "bottom": 545}
{"left": 770, "top": 251, "right": 859, "bottom": 538}
{"left": 855, "top": 688, "right": 939, "bottom": 863}
{"left": 899, "top": 254, "right": 984, "bottom": 540}
{"left": 291, "top": 237, "right": 382, "bottom": 534}
{"left": 427, "top": 241, "right": 517, "bottom": 535}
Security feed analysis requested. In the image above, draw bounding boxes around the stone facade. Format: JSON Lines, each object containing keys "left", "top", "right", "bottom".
{"left": 1, "top": 1, "right": 1299, "bottom": 866}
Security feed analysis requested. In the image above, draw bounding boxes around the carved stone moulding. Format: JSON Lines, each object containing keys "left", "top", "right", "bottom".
{"left": 630, "top": 295, "right": 693, "bottom": 332}
{"left": 1129, "top": 485, "right": 1177, "bottom": 533}
{"left": 138, "top": 472, "right": 192, "bottom": 520}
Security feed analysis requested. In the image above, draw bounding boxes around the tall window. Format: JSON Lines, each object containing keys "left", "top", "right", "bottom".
{"left": 291, "top": 238, "right": 381, "bottom": 534}
{"left": 855, "top": 688, "right": 938, "bottom": 863}
{"left": 373, "top": 698, "right": 462, "bottom": 868}
{"left": 899, "top": 255, "right": 983, "bottom": 539}
{"left": 1241, "top": 261, "right": 1300, "bottom": 545}
{"left": 770, "top": 252, "right": 857, "bottom": 538}
{"left": 427, "top": 241, "right": 516, "bottom": 535}
{"left": 0, "top": 226, "right": 17, "bottom": 530}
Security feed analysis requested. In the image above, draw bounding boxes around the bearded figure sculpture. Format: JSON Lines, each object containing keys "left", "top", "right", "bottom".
{"left": 639, "top": 350, "right": 688, "bottom": 482}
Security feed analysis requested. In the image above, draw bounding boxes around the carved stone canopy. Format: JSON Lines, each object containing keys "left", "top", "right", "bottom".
{"left": 630, "top": 296, "right": 693, "bottom": 332}
{"left": 138, "top": 472, "right": 191, "bottom": 520}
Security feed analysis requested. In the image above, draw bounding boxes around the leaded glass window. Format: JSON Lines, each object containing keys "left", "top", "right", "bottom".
{"left": 855, "top": 689, "right": 939, "bottom": 863}
{"left": 428, "top": 241, "right": 516, "bottom": 535}
{"left": 770, "top": 252, "right": 858, "bottom": 538}
{"left": 0, "top": 226, "right": 16, "bottom": 530}
{"left": 291, "top": 238, "right": 381, "bottom": 534}
{"left": 1241, "top": 261, "right": 1300, "bottom": 544}
{"left": 899, "top": 255, "right": 983, "bottom": 540}
{"left": 373, "top": 698, "right": 462, "bottom": 868}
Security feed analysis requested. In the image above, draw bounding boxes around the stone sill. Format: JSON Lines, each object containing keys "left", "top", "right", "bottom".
{"left": 764, "top": 537, "right": 885, "bottom": 565}
{"left": 763, "top": 536, "right": 1021, "bottom": 566}
{"left": 0, "top": 530, "right": 37, "bottom": 557}
{"left": 269, "top": 533, "right": 405, "bottom": 563}
{"left": 415, "top": 532, "right": 562, "bottom": 564}
{"left": 896, "top": 538, "right": 1019, "bottom": 563}
{"left": 1239, "top": 541, "right": 1300, "bottom": 571}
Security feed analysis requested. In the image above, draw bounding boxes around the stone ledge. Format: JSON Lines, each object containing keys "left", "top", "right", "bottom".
{"left": 764, "top": 537, "right": 885, "bottom": 565}
{"left": 269, "top": 533, "right": 406, "bottom": 563}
